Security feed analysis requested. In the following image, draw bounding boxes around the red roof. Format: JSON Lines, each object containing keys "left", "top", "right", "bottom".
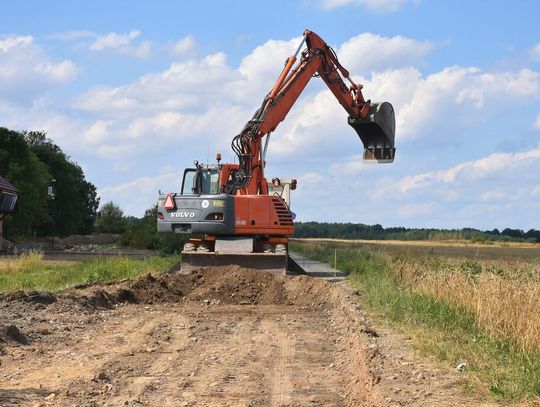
{"left": 0, "top": 176, "right": 17, "bottom": 193}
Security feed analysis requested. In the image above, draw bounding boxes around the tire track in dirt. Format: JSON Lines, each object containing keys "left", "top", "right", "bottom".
{"left": 269, "top": 315, "right": 295, "bottom": 407}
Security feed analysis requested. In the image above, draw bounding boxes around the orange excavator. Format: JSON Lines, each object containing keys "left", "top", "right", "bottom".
{"left": 157, "top": 30, "right": 395, "bottom": 273}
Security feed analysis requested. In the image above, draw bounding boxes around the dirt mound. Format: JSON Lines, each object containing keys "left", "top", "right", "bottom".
{"left": 0, "top": 324, "right": 29, "bottom": 346}
{"left": 126, "top": 272, "right": 196, "bottom": 304}
{"left": 186, "top": 266, "right": 288, "bottom": 305}
{"left": 0, "top": 267, "right": 292, "bottom": 316}
{"left": 123, "top": 266, "right": 288, "bottom": 305}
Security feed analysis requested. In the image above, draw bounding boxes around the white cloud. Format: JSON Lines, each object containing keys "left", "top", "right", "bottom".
{"left": 372, "top": 148, "right": 540, "bottom": 199}
{"left": 172, "top": 35, "right": 195, "bottom": 55}
{"left": 530, "top": 43, "right": 540, "bottom": 60}
{"left": 338, "top": 33, "right": 434, "bottom": 72}
{"left": 0, "top": 35, "right": 77, "bottom": 101}
{"left": 83, "top": 120, "right": 110, "bottom": 145}
{"left": 535, "top": 113, "right": 540, "bottom": 129}
{"left": 74, "top": 52, "right": 242, "bottom": 115}
{"left": 366, "top": 66, "right": 540, "bottom": 141}
{"left": 319, "top": 0, "right": 418, "bottom": 12}
{"left": 396, "top": 202, "right": 436, "bottom": 218}
{"left": 238, "top": 36, "right": 303, "bottom": 98}
{"left": 480, "top": 189, "right": 506, "bottom": 201}
{"left": 98, "top": 172, "right": 180, "bottom": 216}
{"left": 266, "top": 65, "right": 540, "bottom": 159}
{"left": 90, "top": 30, "right": 151, "bottom": 58}
{"left": 0, "top": 35, "right": 33, "bottom": 52}
{"left": 90, "top": 30, "right": 140, "bottom": 50}
{"left": 68, "top": 32, "right": 540, "bottom": 171}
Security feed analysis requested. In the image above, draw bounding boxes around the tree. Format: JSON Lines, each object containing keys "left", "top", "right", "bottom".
{"left": 119, "top": 204, "right": 185, "bottom": 253}
{"left": 95, "top": 201, "right": 128, "bottom": 234}
{"left": 24, "top": 131, "right": 99, "bottom": 236}
{"left": 0, "top": 128, "right": 51, "bottom": 238}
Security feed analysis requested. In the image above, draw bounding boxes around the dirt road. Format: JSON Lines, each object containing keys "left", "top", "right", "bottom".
{"left": 0, "top": 267, "right": 491, "bottom": 406}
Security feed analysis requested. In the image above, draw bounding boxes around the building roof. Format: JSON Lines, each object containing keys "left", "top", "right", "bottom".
{"left": 0, "top": 176, "right": 17, "bottom": 193}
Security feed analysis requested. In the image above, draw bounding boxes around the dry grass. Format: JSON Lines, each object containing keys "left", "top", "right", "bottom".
{"left": 293, "top": 237, "right": 540, "bottom": 249}
{"left": 0, "top": 251, "right": 45, "bottom": 274}
{"left": 291, "top": 241, "right": 540, "bottom": 400}
{"left": 391, "top": 256, "right": 540, "bottom": 352}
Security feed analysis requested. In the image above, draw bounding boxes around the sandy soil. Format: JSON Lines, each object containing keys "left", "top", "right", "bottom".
{"left": 0, "top": 267, "right": 495, "bottom": 406}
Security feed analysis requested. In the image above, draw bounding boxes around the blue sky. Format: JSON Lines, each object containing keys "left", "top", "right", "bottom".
{"left": 1, "top": 0, "right": 540, "bottom": 230}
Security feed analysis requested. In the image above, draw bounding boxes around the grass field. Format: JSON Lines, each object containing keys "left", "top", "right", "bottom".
{"left": 0, "top": 252, "right": 179, "bottom": 293}
{"left": 291, "top": 240, "right": 540, "bottom": 403}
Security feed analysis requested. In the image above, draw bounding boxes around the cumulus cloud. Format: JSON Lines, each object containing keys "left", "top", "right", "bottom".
{"left": 319, "top": 0, "right": 419, "bottom": 12}
{"left": 396, "top": 202, "right": 436, "bottom": 218}
{"left": 319, "top": 147, "right": 540, "bottom": 228}
{"left": 238, "top": 36, "right": 302, "bottom": 97}
{"left": 266, "top": 65, "right": 540, "bottom": 159}
{"left": 337, "top": 33, "right": 434, "bottom": 73}
{"left": 371, "top": 148, "right": 540, "bottom": 200}
{"left": 67, "top": 31, "right": 540, "bottom": 178}
{"left": 530, "top": 42, "right": 540, "bottom": 60}
{"left": 363, "top": 66, "right": 540, "bottom": 141}
{"left": 90, "top": 30, "right": 151, "bottom": 58}
{"left": 90, "top": 30, "right": 140, "bottom": 50}
{"left": 172, "top": 35, "right": 195, "bottom": 55}
{"left": 74, "top": 52, "right": 242, "bottom": 115}
{"left": 480, "top": 189, "right": 506, "bottom": 201}
{"left": 98, "top": 172, "right": 180, "bottom": 216}
{"left": 0, "top": 35, "right": 77, "bottom": 102}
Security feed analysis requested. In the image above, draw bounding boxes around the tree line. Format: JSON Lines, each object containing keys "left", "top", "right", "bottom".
{"left": 293, "top": 222, "right": 540, "bottom": 243}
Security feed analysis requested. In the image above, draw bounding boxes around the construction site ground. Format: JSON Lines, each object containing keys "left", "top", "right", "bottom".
{"left": 0, "top": 266, "right": 494, "bottom": 407}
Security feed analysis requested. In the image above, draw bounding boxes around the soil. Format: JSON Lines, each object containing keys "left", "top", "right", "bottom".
{"left": 0, "top": 266, "right": 498, "bottom": 406}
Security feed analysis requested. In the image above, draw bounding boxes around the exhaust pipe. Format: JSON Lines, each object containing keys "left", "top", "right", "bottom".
{"left": 348, "top": 102, "right": 396, "bottom": 163}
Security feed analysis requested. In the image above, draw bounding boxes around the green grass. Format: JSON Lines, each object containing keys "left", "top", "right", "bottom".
{"left": 0, "top": 254, "right": 180, "bottom": 293}
{"left": 291, "top": 242, "right": 540, "bottom": 402}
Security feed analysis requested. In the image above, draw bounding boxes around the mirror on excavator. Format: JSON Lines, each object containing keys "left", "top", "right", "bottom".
{"left": 348, "top": 101, "right": 396, "bottom": 163}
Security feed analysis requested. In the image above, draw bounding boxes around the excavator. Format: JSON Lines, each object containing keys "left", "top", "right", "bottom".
{"left": 157, "top": 30, "right": 395, "bottom": 273}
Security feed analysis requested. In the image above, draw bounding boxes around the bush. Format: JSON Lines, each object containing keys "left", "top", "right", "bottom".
{"left": 119, "top": 205, "right": 185, "bottom": 254}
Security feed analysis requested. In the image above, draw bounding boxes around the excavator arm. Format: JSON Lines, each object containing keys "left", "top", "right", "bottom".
{"left": 228, "top": 30, "right": 395, "bottom": 195}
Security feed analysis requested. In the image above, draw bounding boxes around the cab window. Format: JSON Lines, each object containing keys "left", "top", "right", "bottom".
{"left": 181, "top": 168, "right": 220, "bottom": 195}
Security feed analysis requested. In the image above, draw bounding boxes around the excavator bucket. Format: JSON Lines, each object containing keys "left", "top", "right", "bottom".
{"left": 348, "top": 102, "right": 396, "bottom": 163}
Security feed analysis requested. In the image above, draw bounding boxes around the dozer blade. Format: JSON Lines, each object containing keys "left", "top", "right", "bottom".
{"left": 180, "top": 252, "right": 289, "bottom": 274}
{"left": 348, "top": 101, "right": 396, "bottom": 163}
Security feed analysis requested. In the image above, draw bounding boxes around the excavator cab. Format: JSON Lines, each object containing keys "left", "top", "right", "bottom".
{"left": 348, "top": 102, "right": 395, "bottom": 163}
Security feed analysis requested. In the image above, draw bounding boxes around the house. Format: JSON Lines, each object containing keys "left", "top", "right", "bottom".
{"left": 0, "top": 176, "right": 18, "bottom": 250}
